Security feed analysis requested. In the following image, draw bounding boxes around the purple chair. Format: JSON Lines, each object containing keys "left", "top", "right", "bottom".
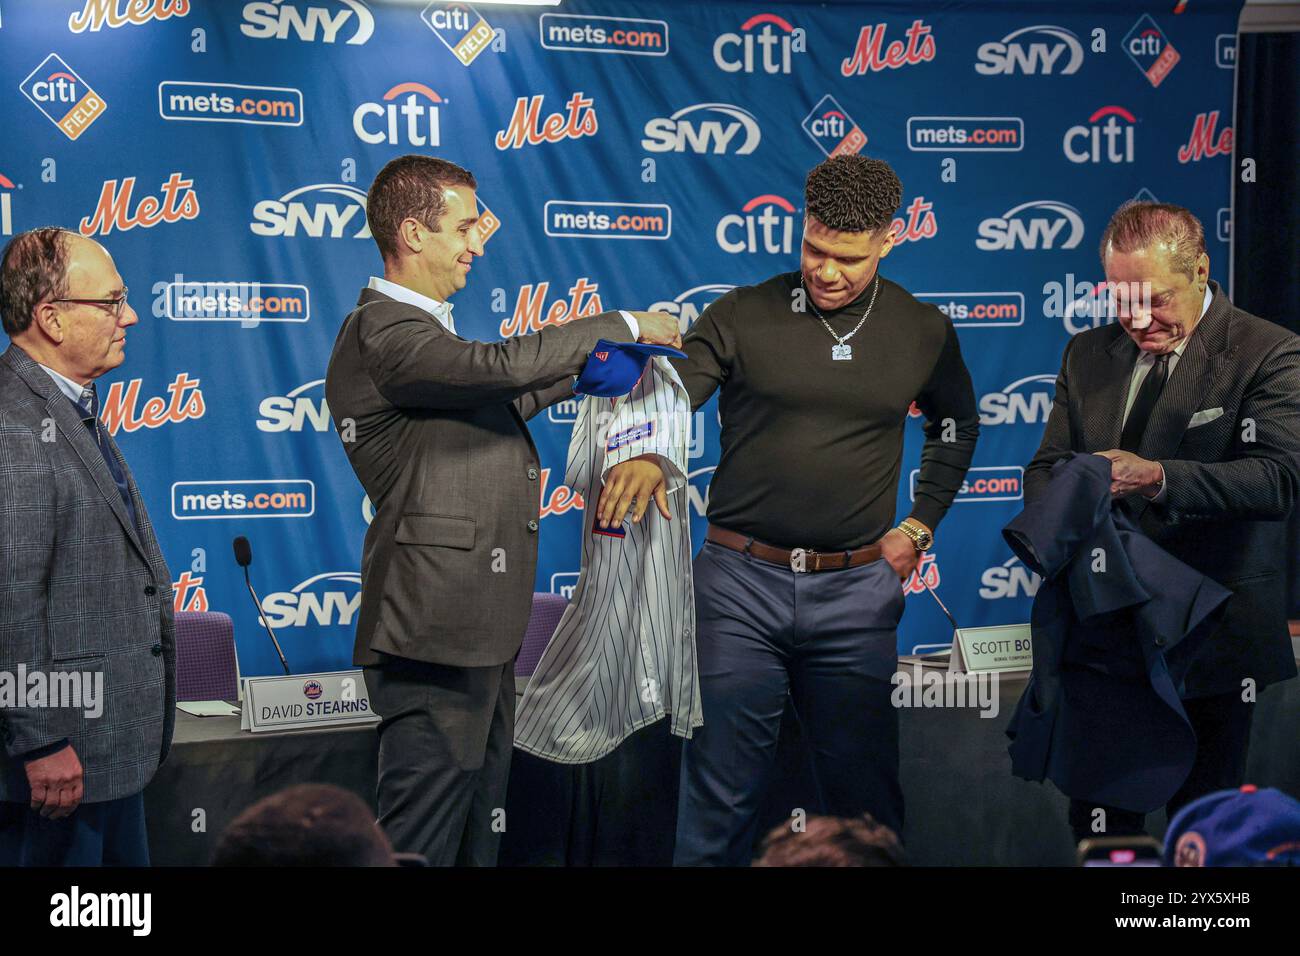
{"left": 174, "top": 610, "right": 240, "bottom": 701}
{"left": 515, "top": 593, "right": 569, "bottom": 678}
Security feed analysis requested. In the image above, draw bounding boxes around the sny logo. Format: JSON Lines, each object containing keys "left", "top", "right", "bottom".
{"left": 642, "top": 103, "right": 760, "bottom": 155}
{"left": 257, "top": 379, "right": 330, "bottom": 432}
{"left": 69, "top": 0, "right": 189, "bottom": 32}
{"left": 716, "top": 195, "right": 797, "bottom": 254}
{"left": 79, "top": 173, "right": 199, "bottom": 236}
{"left": 802, "top": 95, "right": 867, "bottom": 158}
{"left": 1123, "top": 14, "right": 1179, "bottom": 87}
{"left": 976, "top": 200, "right": 1084, "bottom": 251}
{"left": 648, "top": 284, "right": 734, "bottom": 335}
{"left": 354, "top": 82, "right": 441, "bottom": 146}
{"left": 980, "top": 555, "right": 1042, "bottom": 600}
{"left": 975, "top": 25, "right": 1084, "bottom": 75}
{"left": 714, "top": 13, "right": 806, "bottom": 74}
{"left": 841, "top": 19, "right": 935, "bottom": 76}
{"left": 240, "top": 0, "right": 373, "bottom": 44}
{"left": 979, "top": 374, "right": 1056, "bottom": 426}
{"left": 496, "top": 93, "right": 597, "bottom": 149}
{"left": 20, "top": 54, "right": 107, "bottom": 141}
{"left": 250, "top": 183, "right": 369, "bottom": 238}
{"left": 260, "top": 572, "right": 361, "bottom": 628}
{"left": 1063, "top": 106, "right": 1136, "bottom": 164}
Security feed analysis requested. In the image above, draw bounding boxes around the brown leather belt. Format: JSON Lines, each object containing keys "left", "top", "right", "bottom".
{"left": 706, "top": 524, "right": 883, "bottom": 573}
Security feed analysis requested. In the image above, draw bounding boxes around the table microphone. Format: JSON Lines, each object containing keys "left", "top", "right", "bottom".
{"left": 233, "top": 536, "right": 291, "bottom": 676}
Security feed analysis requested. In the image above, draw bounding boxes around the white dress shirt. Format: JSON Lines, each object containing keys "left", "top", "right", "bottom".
{"left": 37, "top": 361, "right": 94, "bottom": 408}
{"left": 1121, "top": 285, "right": 1213, "bottom": 501}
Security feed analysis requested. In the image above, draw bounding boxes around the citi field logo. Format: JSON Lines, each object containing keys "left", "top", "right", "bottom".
{"left": 421, "top": 2, "right": 493, "bottom": 67}
{"left": 495, "top": 92, "right": 597, "bottom": 150}
{"left": 257, "top": 379, "right": 330, "bottom": 432}
{"left": 100, "top": 372, "right": 205, "bottom": 437}
{"left": 500, "top": 277, "right": 602, "bottom": 338}
{"left": 260, "top": 572, "right": 361, "bottom": 629}
{"left": 1123, "top": 14, "right": 1179, "bottom": 87}
{"left": 980, "top": 555, "right": 1042, "bottom": 600}
{"left": 159, "top": 81, "right": 302, "bottom": 126}
{"left": 907, "top": 116, "right": 1023, "bottom": 152}
{"left": 979, "top": 374, "right": 1056, "bottom": 426}
{"left": 1064, "top": 106, "right": 1136, "bottom": 164}
{"left": 79, "top": 173, "right": 200, "bottom": 237}
{"left": 171, "top": 480, "right": 315, "bottom": 519}
{"left": 841, "top": 18, "right": 935, "bottom": 76}
{"left": 713, "top": 13, "right": 806, "bottom": 75}
{"left": 648, "top": 283, "right": 734, "bottom": 334}
{"left": 642, "top": 103, "right": 760, "bottom": 155}
{"left": 240, "top": 0, "right": 373, "bottom": 44}
{"left": 353, "top": 82, "right": 441, "bottom": 146}
{"left": 69, "top": 0, "right": 190, "bottom": 32}
{"left": 476, "top": 195, "right": 501, "bottom": 244}
{"left": 974, "top": 25, "right": 1084, "bottom": 75}
{"left": 914, "top": 291, "right": 1024, "bottom": 328}
{"left": 0, "top": 173, "right": 14, "bottom": 237}
{"left": 1177, "top": 111, "right": 1233, "bottom": 164}
{"left": 544, "top": 202, "right": 670, "bottom": 241}
{"left": 250, "top": 183, "right": 369, "bottom": 238}
{"left": 717, "top": 195, "right": 797, "bottom": 255}
{"left": 802, "top": 95, "right": 866, "bottom": 158}
{"left": 20, "top": 54, "right": 106, "bottom": 140}
{"left": 539, "top": 13, "right": 668, "bottom": 56}
{"left": 911, "top": 466, "right": 1023, "bottom": 503}
{"left": 976, "top": 200, "right": 1083, "bottom": 251}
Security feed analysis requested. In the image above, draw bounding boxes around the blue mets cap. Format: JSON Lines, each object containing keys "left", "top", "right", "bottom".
{"left": 1165, "top": 785, "right": 1300, "bottom": 866}
{"left": 573, "top": 338, "right": 686, "bottom": 398}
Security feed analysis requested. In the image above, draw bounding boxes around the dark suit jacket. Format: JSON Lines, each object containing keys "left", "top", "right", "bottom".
{"left": 1026, "top": 281, "right": 1300, "bottom": 696}
{"left": 325, "top": 287, "right": 633, "bottom": 668}
{"left": 1005, "top": 453, "right": 1232, "bottom": 812}
{"left": 0, "top": 345, "right": 176, "bottom": 803}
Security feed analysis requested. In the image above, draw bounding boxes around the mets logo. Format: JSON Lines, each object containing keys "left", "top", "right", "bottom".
{"left": 302, "top": 680, "right": 324, "bottom": 700}
{"left": 595, "top": 351, "right": 610, "bottom": 362}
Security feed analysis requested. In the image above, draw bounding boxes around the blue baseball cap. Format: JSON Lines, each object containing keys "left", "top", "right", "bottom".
{"left": 573, "top": 338, "right": 686, "bottom": 398}
{"left": 1165, "top": 785, "right": 1300, "bottom": 866}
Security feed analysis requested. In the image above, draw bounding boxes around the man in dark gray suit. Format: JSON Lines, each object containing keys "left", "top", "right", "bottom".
{"left": 1026, "top": 201, "right": 1300, "bottom": 843}
{"left": 0, "top": 228, "right": 175, "bottom": 865}
{"left": 326, "top": 155, "right": 680, "bottom": 866}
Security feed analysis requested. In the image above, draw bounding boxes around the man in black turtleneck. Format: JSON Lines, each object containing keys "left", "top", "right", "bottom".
{"left": 598, "top": 155, "right": 980, "bottom": 865}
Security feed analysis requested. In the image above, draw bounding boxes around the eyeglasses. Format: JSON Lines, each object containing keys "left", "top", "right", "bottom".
{"left": 52, "top": 287, "right": 129, "bottom": 318}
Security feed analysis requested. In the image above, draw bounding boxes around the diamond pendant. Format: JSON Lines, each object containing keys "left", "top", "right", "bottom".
{"left": 831, "top": 343, "right": 853, "bottom": 361}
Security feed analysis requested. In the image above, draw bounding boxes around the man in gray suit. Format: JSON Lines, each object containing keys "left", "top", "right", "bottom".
{"left": 326, "top": 155, "right": 679, "bottom": 865}
{"left": 0, "top": 227, "right": 175, "bottom": 865}
{"left": 1026, "top": 201, "right": 1300, "bottom": 843}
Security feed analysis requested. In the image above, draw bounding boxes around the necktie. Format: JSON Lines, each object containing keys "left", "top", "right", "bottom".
{"left": 76, "top": 384, "right": 139, "bottom": 533}
{"left": 1119, "top": 352, "right": 1170, "bottom": 453}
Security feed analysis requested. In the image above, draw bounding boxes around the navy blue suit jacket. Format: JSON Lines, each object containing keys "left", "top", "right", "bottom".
{"left": 1003, "top": 454, "right": 1232, "bottom": 812}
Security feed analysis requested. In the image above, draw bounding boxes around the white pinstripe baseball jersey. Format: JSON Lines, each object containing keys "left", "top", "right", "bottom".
{"left": 514, "top": 354, "right": 702, "bottom": 763}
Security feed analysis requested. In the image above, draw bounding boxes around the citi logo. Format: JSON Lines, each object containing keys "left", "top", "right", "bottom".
{"left": 974, "top": 24, "right": 1084, "bottom": 75}
{"left": 713, "top": 13, "right": 805, "bottom": 75}
{"left": 0, "top": 173, "right": 14, "bottom": 237}
{"left": 648, "top": 283, "right": 734, "bottom": 334}
{"left": 978, "top": 374, "right": 1056, "bottom": 426}
{"left": 250, "top": 183, "right": 369, "bottom": 239}
{"left": 1177, "top": 111, "right": 1233, "bottom": 164}
{"left": 100, "top": 372, "right": 205, "bottom": 437}
{"left": 69, "top": 0, "right": 189, "bottom": 32}
{"left": 353, "top": 82, "right": 441, "bottom": 146}
{"left": 257, "top": 379, "right": 330, "bottom": 432}
{"left": 979, "top": 555, "right": 1042, "bottom": 600}
{"left": 240, "top": 0, "right": 373, "bottom": 44}
{"left": 716, "top": 194, "right": 797, "bottom": 255}
{"left": 79, "top": 173, "right": 200, "bottom": 237}
{"left": 1063, "top": 106, "right": 1136, "bottom": 164}
{"left": 641, "top": 103, "right": 760, "bottom": 155}
{"left": 500, "top": 277, "right": 602, "bottom": 338}
{"left": 495, "top": 92, "right": 597, "bottom": 150}
{"left": 260, "top": 572, "right": 361, "bottom": 628}
{"left": 976, "top": 200, "right": 1084, "bottom": 251}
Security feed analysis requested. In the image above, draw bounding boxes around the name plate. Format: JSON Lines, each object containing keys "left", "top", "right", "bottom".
{"left": 949, "top": 624, "right": 1033, "bottom": 674}
{"left": 240, "top": 669, "right": 380, "bottom": 733}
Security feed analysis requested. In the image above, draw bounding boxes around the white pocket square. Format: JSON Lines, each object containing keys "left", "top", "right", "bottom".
{"left": 1188, "top": 407, "right": 1224, "bottom": 428}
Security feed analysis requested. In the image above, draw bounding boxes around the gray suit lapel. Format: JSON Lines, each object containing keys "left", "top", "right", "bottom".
{"left": 1084, "top": 331, "right": 1138, "bottom": 451}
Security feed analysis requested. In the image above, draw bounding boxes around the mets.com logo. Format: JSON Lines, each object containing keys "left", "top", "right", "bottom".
{"left": 171, "top": 480, "right": 315, "bottom": 520}
{"left": 540, "top": 13, "right": 668, "bottom": 55}
{"left": 157, "top": 277, "right": 309, "bottom": 323}
{"left": 914, "top": 291, "right": 1024, "bottom": 328}
{"left": 907, "top": 116, "right": 1023, "bottom": 152}
{"left": 158, "top": 81, "right": 302, "bottom": 126}
{"left": 910, "top": 466, "right": 1023, "bottom": 503}
{"left": 544, "top": 202, "right": 670, "bottom": 240}
{"left": 20, "top": 54, "right": 106, "bottom": 140}
{"left": 260, "top": 572, "right": 361, "bottom": 629}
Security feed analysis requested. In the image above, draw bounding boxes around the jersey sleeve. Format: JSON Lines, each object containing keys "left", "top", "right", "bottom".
{"left": 599, "top": 359, "right": 689, "bottom": 492}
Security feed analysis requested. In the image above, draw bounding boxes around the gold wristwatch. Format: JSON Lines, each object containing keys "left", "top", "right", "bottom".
{"left": 896, "top": 519, "right": 933, "bottom": 552}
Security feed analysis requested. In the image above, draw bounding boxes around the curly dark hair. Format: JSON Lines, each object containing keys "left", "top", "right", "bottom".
{"left": 755, "top": 813, "right": 906, "bottom": 867}
{"left": 366, "top": 155, "right": 478, "bottom": 262}
{"left": 804, "top": 155, "right": 902, "bottom": 234}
